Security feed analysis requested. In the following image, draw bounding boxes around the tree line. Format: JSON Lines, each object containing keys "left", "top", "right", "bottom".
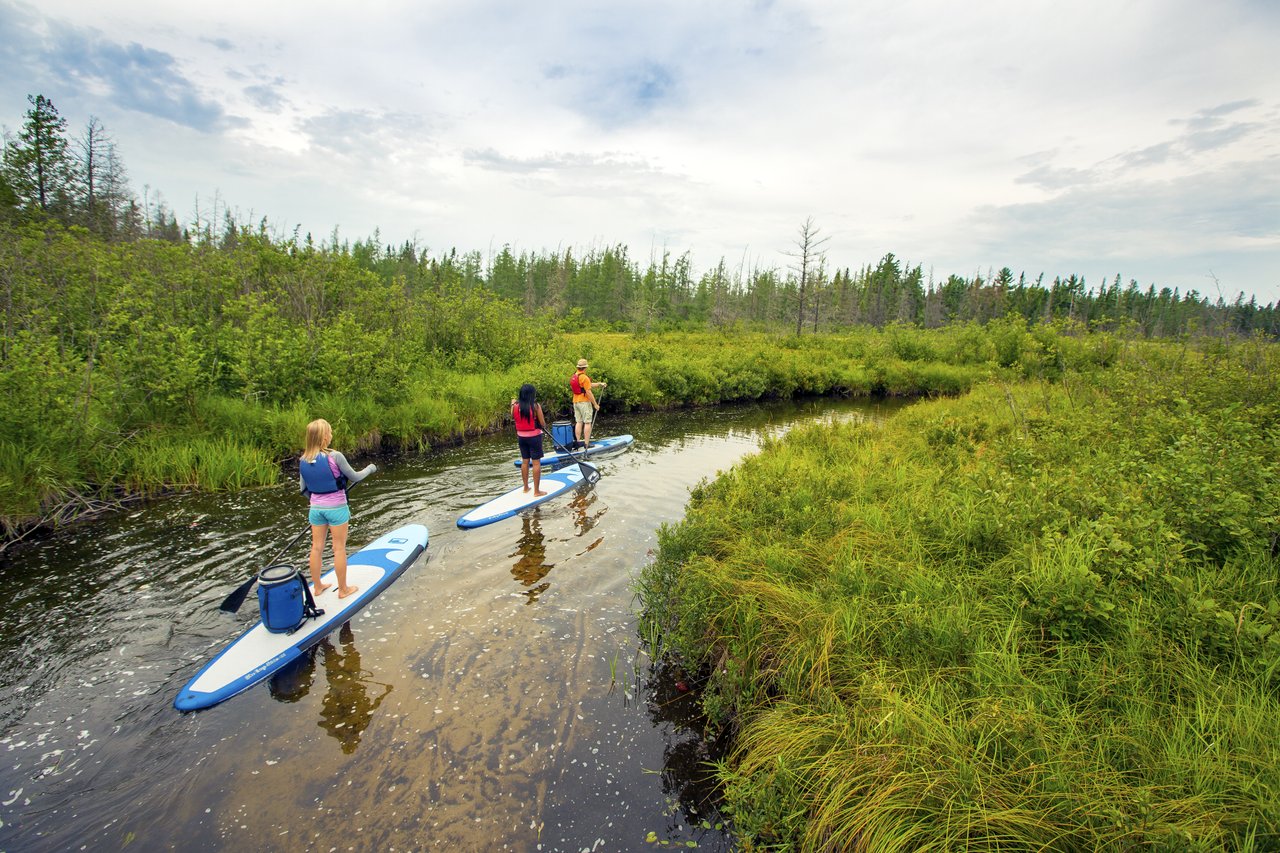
{"left": 4, "top": 92, "right": 1277, "bottom": 341}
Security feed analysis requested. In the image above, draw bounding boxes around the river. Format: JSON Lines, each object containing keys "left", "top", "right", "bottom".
{"left": 0, "top": 397, "right": 905, "bottom": 851}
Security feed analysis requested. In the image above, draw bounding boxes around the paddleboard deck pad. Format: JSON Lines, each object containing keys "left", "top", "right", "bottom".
{"left": 175, "top": 523, "right": 429, "bottom": 711}
{"left": 511, "top": 434, "right": 633, "bottom": 470}
{"left": 457, "top": 465, "right": 595, "bottom": 529}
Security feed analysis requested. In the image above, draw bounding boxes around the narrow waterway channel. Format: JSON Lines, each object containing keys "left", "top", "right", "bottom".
{"left": 0, "top": 397, "right": 907, "bottom": 851}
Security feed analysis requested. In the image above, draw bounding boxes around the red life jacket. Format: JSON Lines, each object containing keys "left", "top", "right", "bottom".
{"left": 512, "top": 401, "right": 539, "bottom": 433}
{"left": 570, "top": 372, "right": 584, "bottom": 395}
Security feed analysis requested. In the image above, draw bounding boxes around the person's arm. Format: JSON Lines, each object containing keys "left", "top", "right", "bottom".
{"left": 299, "top": 470, "right": 308, "bottom": 496}
{"left": 536, "top": 403, "right": 547, "bottom": 429}
{"left": 331, "top": 450, "right": 376, "bottom": 484}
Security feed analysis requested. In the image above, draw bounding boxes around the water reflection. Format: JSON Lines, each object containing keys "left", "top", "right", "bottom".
{"left": 266, "top": 622, "right": 392, "bottom": 754}
{"left": 644, "top": 659, "right": 731, "bottom": 839}
{"left": 510, "top": 517, "right": 555, "bottom": 604}
{"left": 0, "top": 395, "right": 906, "bottom": 850}
{"left": 318, "top": 623, "right": 392, "bottom": 754}
{"left": 268, "top": 647, "right": 317, "bottom": 703}
{"left": 570, "top": 488, "right": 605, "bottom": 542}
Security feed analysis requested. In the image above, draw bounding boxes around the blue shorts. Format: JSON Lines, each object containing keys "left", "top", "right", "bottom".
{"left": 309, "top": 505, "right": 351, "bottom": 526}
{"left": 518, "top": 434, "right": 544, "bottom": 460}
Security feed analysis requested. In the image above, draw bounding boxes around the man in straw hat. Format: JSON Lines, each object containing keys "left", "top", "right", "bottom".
{"left": 570, "top": 358, "right": 607, "bottom": 449}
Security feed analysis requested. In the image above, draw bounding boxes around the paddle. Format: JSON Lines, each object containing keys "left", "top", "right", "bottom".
{"left": 587, "top": 382, "right": 605, "bottom": 449}
{"left": 543, "top": 423, "right": 600, "bottom": 485}
{"left": 218, "top": 477, "right": 365, "bottom": 613}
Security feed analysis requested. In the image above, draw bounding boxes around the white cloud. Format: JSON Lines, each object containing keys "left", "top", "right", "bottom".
{"left": 4, "top": 0, "right": 1278, "bottom": 303}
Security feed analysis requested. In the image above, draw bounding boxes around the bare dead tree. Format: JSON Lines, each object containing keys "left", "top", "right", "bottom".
{"left": 783, "top": 217, "right": 830, "bottom": 335}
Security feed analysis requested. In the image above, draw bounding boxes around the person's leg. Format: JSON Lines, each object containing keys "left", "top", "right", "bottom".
{"left": 521, "top": 457, "right": 531, "bottom": 491}
{"left": 583, "top": 412, "right": 594, "bottom": 448}
{"left": 532, "top": 458, "right": 545, "bottom": 495}
{"left": 574, "top": 401, "right": 592, "bottom": 446}
{"left": 331, "top": 522, "right": 358, "bottom": 598}
{"left": 309, "top": 524, "right": 331, "bottom": 595}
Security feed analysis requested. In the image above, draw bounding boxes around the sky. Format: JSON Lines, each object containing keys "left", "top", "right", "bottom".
{"left": 2, "top": 0, "right": 1278, "bottom": 304}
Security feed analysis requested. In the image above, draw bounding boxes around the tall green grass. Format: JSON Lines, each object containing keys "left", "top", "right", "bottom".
{"left": 637, "top": 340, "right": 1280, "bottom": 849}
{"left": 6, "top": 326, "right": 1018, "bottom": 534}
{"left": 105, "top": 433, "right": 279, "bottom": 493}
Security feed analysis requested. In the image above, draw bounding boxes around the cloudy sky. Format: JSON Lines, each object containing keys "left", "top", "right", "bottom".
{"left": 3, "top": 0, "right": 1278, "bottom": 304}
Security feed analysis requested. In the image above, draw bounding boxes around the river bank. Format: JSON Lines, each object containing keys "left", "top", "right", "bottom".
{"left": 638, "top": 336, "right": 1280, "bottom": 849}
{"left": 4, "top": 322, "right": 1028, "bottom": 547}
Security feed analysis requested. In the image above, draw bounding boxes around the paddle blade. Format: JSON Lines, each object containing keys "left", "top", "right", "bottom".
{"left": 218, "top": 575, "right": 258, "bottom": 613}
{"left": 581, "top": 462, "right": 601, "bottom": 485}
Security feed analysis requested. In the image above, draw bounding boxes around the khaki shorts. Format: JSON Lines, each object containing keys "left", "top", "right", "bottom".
{"left": 573, "top": 400, "right": 595, "bottom": 424}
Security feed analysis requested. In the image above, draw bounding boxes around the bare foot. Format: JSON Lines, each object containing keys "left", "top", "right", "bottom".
{"left": 534, "top": 490, "right": 547, "bottom": 496}
{"left": 338, "top": 585, "right": 359, "bottom": 599}
{"left": 523, "top": 486, "right": 531, "bottom": 493}
{"left": 313, "top": 583, "right": 332, "bottom": 596}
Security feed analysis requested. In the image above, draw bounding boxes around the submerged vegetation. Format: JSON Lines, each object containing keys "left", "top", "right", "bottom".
{"left": 638, "top": 335, "right": 1280, "bottom": 849}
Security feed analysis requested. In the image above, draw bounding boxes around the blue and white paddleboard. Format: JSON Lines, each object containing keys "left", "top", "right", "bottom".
{"left": 457, "top": 465, "right": 594, "bottom": 529}
{"left": 175, "top": 524, "right": 429, "bottom": 712}
{"left": 511, "top": 434, "right": 634, "bottom": 469}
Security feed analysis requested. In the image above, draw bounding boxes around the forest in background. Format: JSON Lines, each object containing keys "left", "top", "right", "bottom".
{"left": 3, "top": 92, "right": 1278, "bottom": 544}
{"left": 4, "top": 92, "right": 1277, "bottom": 339}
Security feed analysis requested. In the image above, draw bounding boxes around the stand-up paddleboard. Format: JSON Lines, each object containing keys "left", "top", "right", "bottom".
{"left": 457, "top": 465, "right": 594, "bottom": 529}
{"left": 175, "top": 524, "right": 429, "bottom": 711}
{"left": 511, "top": 434, "right": 634, "bottom": 469}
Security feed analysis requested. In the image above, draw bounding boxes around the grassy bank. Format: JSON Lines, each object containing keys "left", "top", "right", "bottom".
{"left": 5, "top": 318, "right": 1101, "bottom": 541}
{"left": 637, "top": 336, "right": 1280, "bottom": 849}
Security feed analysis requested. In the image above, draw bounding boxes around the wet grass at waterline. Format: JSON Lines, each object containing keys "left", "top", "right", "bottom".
{"left": 637, "top": 341, "right": 1280, "bottom": 850}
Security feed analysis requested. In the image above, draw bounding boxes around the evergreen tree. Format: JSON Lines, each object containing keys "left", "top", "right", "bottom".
{"left": 0, "top": 171, "right": 18, "bottom": 221}
{"left": 3, "top": 95, "right": 76, "bottom": 218}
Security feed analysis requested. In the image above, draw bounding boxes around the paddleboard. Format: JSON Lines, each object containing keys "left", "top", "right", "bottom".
{"left": 511, "top": 434, "right": 634, "bottom": 469}
{"left": 175, "top": 523, "right": 429, "bottom": 711}
{"left": 457, "top": 465, "right": 594, "bottom": 529}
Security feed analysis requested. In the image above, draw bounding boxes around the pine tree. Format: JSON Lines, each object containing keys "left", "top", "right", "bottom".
{"left": 2, "top": 94, "right": 76, "bottom": 218}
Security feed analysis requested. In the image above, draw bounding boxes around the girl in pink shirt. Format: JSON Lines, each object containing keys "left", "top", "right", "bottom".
{"left": 511, "top": 384, "right": 548, "bottom": 495}
{"left": 298, "top": 418, "right": 376, "bottom": 598}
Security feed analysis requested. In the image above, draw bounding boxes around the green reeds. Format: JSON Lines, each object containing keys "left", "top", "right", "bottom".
{"left": 639, "top": 341, "right": 1280, "bottom": 850}
{"left": 108, "top": 432, "right": 279, "bottom": 493}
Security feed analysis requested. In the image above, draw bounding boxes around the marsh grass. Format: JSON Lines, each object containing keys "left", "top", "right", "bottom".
{"left": 637, "top": 339, "right": 1280, "bottom": 850}
{"left": 8, "top": 326, "right": 1012, "bottom": 535}
{"left": 108, "top": 433, "right": 279, "bottom": 493}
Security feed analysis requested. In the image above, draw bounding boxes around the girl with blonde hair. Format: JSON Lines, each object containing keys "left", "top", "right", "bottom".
{"left": 299, "top": 418, "right": 376, "bottom": 599}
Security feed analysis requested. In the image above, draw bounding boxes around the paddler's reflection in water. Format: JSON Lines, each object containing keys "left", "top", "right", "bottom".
{"left": 267, "top": 622, "right": 391, "bottom": 754}
{"left": 319, "top": 622, "right": 392, "bottom": 754}
{"left": 570, "top": 488, "right": 605, "bottom": 540}
{"left": 511, "top": 516, "right": 554, "bottom": 604}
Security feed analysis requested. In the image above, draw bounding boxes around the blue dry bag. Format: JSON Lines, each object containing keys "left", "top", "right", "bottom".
{"left": 257, "top": 563, "right": 307, "bottom": 634}
{"left": 551, "top": 420, "right": 575, "bottom": 449}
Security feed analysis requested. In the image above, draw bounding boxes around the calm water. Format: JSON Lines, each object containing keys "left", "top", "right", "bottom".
{"left": 0, "top": 398, "right": 905, "bottom": 851}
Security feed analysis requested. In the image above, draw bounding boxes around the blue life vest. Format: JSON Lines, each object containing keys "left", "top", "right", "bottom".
{"left": 300, "top": 453, "right": 347, "bottom": 495}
